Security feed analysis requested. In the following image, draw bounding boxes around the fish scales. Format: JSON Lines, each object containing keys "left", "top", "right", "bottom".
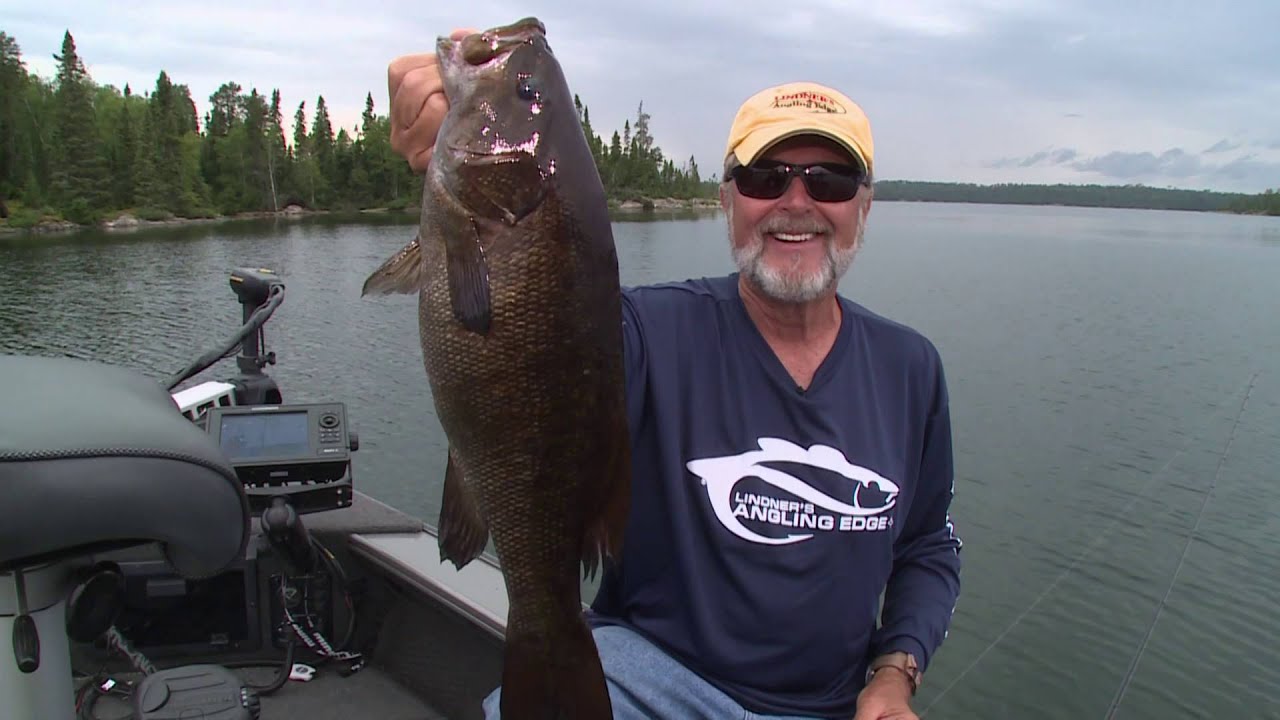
{"left": 363, "top": 16, "right": 630, "bottom": 720}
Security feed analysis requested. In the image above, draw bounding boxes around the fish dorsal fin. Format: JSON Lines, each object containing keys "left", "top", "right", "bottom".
{"left": 361, "top": 234, "right": 424, "bottom": 296}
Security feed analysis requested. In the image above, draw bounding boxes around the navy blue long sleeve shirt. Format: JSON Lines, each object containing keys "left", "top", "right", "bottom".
{"left": 589, "top": 274, "right": 962, "bottom": 718}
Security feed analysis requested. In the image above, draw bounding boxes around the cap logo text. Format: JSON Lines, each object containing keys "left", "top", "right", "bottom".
{"left": 772, "top": 91, "right": 846, "bottom": 114}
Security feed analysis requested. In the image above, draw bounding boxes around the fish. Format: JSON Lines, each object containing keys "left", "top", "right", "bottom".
{"left": 361, "top": 17, "right": 630, "bottom": 720}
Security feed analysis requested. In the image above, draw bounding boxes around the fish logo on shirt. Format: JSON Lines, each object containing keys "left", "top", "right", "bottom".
{"left": 686, "top": 438, "right": 899, "bottom": 545}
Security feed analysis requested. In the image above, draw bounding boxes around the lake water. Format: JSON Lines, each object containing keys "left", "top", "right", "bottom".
{"left": 3, "top": 202, "right": 1278, "bottom": 719}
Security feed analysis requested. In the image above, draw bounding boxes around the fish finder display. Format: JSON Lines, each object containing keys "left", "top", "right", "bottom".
{"left": 218, "top": 411, "right": 310, "bottom": 460}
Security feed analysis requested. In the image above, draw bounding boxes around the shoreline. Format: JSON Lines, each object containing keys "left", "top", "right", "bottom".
{"left": 6, "top": 195, "right": 1265, "bottom": 238}
{"left": 0, "top": 198, "right": 727, "bottom": 237}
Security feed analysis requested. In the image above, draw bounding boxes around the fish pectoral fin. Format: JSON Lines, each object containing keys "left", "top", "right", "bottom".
{"left": 581, "top": 404, "right": 632, "bottom": 581}
{"left": 444, "top": 217, "right": 493, "bottom": 334}
{"left": 438, "top": 450, "right": 490, "bottom": 569}
{"left": 361, "top": 234, "right": 425, "bottom": 296}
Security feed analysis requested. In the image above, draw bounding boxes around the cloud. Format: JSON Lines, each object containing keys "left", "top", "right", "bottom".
{"left": 1204, "top": 139, "right": 1240, "bottom": 153}
{"left": 987, "top": 143, "right": 1280, "bottom": 191}
{"left": 988, "top": 147, "right": 1079, "bottom": 169}
{"left": 4, "top": 0, "right": 1279, "bottom": 193}
{"left": 1073, "top": 148, "right": 1202, "bottom": 179}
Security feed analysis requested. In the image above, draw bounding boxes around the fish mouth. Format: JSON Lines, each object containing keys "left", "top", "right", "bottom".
{"left": 437, "top": 17, "right": 546, "bottom": 71}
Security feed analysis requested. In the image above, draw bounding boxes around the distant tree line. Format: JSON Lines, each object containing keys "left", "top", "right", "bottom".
{"left": 1225, "top": 188, "right": 1280, "bottom": 216}
{"left": 872, "top": 180, "right": 1279, "bottom": 215}
{"left": 0, "top": 29, "right": 715, "bottom": 229}
{"left": 3, "top": 29, "right": 1275, "bottom": 229}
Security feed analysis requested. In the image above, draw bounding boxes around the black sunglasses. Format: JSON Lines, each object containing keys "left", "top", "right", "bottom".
{"left": 727, "top": 160, "right": 869, "bottom": 202}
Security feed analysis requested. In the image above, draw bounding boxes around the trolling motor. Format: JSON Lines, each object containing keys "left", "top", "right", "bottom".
{"left": 228, "top": 268, "right": 285, "bottom": 406}
{"left": 164, "top": 267, "right": 285, "bottom": 408}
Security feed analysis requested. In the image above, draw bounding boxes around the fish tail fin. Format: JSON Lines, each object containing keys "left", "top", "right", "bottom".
{"left": 500, "top": 617, "right": 612, "bottom": 720}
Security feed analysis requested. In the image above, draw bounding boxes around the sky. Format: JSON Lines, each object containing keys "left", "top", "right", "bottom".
{"left": 4, "top": 0, "right": 1278, "bottom": 193}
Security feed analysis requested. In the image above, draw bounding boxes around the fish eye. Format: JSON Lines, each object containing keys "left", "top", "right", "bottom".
{"left": 517, "top": 76, "right": 540, "bottom": 102}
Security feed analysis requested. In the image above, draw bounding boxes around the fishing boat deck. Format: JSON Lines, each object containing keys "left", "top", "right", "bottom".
{"left": 82, "top": 664, "right": 445, "bottom": 720}
{"left": 69, "top": 492, "right": 511, "bottom": 720}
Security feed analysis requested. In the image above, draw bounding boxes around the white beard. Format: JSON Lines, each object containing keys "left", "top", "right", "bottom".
{"left": 728, "top": 203, "right": 866, "bottom": 304}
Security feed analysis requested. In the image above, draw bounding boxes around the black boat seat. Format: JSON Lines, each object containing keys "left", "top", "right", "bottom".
{"left": 0, "top": 354, "right": 249, "bottom": 577}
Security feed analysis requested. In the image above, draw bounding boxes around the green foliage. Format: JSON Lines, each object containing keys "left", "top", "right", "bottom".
{"left": 2, "top": 203, "right": 46, "bottom": 229}
{"left": 1, "top": 27, "right": 1272, "bottom": 229}
{"left": 0, "top": 27, "right": 717, "bottom": 227}
{"left": 134, "top": 206, "right": 173, "bottom": 221}
{"left": 1226, "top": 188, "right": 1280, "bottom": 216}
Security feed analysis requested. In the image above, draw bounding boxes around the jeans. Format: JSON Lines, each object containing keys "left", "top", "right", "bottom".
{"left": 481, "top": 624, "right": 818, "bottom": 720}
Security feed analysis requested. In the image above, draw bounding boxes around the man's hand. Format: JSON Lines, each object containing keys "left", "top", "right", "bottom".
{"left": 386, "top": 28, "right": 476, "bottom": 173}
{"left": 852, "top": 669, "right": 919, "bottom": 720}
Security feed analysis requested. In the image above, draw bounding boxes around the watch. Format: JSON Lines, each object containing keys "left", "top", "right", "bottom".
{"left": 866, "top": 652, "right": 922, "bottom": 695}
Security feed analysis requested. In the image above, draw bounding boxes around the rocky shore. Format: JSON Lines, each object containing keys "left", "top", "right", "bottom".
{"left": 1, "top": 198, "right": 723, "bottom": 237}
{"left": 0, "top": 204, "right": 334, "bottom": 237}
{"left": 612, "top": 197, "right": 721, "bottom": 212}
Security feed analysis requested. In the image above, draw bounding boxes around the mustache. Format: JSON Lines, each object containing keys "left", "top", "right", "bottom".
{"left": 757, "top": 213, "right": 832, "bottom": 236}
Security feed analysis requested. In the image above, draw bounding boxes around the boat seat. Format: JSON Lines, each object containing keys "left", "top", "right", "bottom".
{"left": 1, "top": 354, "right": 249, "bottom": 720}
{"left": 0, "top": 354, "right": 249, "bottom": 576}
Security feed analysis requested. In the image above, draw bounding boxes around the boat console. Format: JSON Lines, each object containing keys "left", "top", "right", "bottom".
{"left": 0, "top": 268, "right": 364, "bottom": 719}
{"left": 0, "top": 354, "right": 253, "bottom": 720}
{"left": 1, "top": 265, "right": 508, "bottom": 720}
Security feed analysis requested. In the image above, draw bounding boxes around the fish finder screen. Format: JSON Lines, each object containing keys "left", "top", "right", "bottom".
{"left": 219, "top": 412, "right": 310, "bottom": 460}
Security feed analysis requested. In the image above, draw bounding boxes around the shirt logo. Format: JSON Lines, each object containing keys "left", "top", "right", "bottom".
{"left": 686, "top": 438, "right": 898, "bottom": 545}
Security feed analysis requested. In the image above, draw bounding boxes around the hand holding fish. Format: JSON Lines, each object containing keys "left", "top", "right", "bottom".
{"left": 386, "top": 28, "right": 474, "bottom": 173}
{"left": 852, "top": 670, "right": 918, "bottom": 720}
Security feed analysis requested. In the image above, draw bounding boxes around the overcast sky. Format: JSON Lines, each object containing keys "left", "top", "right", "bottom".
{"left": 4, "top": 0, "right": 1278, "bottom": 193}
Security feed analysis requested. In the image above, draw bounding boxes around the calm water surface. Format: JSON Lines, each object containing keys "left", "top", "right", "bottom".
{"left": 3, "top": 203, "right": 1278, "bottom": 719}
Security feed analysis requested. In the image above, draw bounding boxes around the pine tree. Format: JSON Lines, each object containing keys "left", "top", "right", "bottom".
{"left": 147, "top": 71, "right": 185, "bottom": 212}
{"left": 50, "top": 31, "right": 109, "bottom": 221}
{"left": 243, "top": 89, "right": 270, "bottom": 211}
{"left": 0, "top": 32, "right": 29, "bottom": 205}
{"left": 309, "top": 96, "right": 334, "bottom": 205}
{"left": 113, "top": 85, "right": 138, "bottom": 208}
{"left": 265, "top": 89, "right": 286, "bottom": 211}
{"left": 292, "top": 101, "right": 318, "bottom": 207}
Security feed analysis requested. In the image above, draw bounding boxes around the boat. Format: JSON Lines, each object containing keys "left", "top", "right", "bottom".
{"left": 1, "top": 266, "right": 514, "bottom": 720}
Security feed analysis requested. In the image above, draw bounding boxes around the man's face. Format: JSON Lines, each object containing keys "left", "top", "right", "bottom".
{"left": 721, "top": 136, "right": 873, "bottom": 304}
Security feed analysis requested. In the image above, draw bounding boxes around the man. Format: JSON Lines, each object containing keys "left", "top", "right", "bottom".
{"left": 386, "top": 33, "right": 962, "bottom": 720}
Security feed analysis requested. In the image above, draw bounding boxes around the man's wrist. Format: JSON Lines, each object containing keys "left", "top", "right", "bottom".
{"left": 866, "top": 651, "right": 922, "bottom": 696}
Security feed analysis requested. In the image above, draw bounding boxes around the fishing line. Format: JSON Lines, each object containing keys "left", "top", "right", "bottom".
{"left": 921, "top": 371, "right": 1258, "bottom": 716}
{"left": 920, "top": 448, "right": 1186, "bottom": 715}
{"left": 1104, "top": 371, "right": 1259, "bottom": 719}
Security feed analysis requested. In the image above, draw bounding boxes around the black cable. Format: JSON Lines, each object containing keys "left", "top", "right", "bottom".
{"left": 76, "top": 674, "right": 134, "bottom": 720}
{"left": 311, "top": 536, "right": 356, "bottom": 652}
{"left": 163, "top": 284, "right": 285, "bottom": 391}
{"left": 223, "top": 635, "right": 296, "bottom": 696}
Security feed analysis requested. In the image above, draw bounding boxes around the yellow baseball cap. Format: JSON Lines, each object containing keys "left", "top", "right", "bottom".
{"left": 723, "top": 81, "right": 874, "bottom": 175}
